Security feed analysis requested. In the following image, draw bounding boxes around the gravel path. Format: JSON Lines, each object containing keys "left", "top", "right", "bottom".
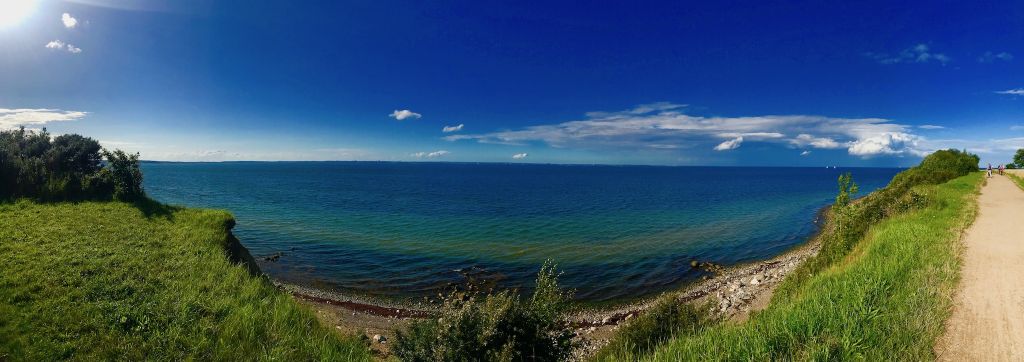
{"left": 936, "top": 173, "right": 1024, "bottom": 361}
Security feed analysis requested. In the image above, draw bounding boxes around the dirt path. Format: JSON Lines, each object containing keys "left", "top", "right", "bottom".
{"left": 936, "top": 173, "right": 1024, "bottom": 361}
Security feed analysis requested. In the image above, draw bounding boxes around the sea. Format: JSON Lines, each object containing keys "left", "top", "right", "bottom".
{"left": 142, "top": 162, "right": 902, "bottom": 303}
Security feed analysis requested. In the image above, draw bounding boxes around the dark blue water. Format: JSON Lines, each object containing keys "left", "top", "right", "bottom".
{"left": 142, "top": 162, "right": 901, "bottom": 302}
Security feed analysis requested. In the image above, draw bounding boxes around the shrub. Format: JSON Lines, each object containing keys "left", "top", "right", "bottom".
{"left": 103, "top": 149, "right": 145, "bottom": 201}
{"left": 393, "top": 260, "right": 576, "bottom": 361}
{"left": 0, "top": 127, "right": 142, "bottom": 201}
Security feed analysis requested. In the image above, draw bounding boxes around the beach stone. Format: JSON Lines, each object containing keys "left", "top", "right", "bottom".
{"left": 372, "top": 334, "right": 386, "bottom": 343}
{"left": 601, "top": 316, "right": 612, "bottom": 324}
{"left": 750, "top": 277, "right": 761, "bottom": 285}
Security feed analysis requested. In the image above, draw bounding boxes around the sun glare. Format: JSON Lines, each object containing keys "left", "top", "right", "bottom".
{"left": 0, "top": 0, "right": 39, "bottom": 29}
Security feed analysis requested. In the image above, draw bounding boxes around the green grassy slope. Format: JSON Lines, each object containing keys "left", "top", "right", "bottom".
{"left": 0, "top": 201, "right": 370, "bottom": 361}
{"left": 632, "top": 172, "right": 982, "bottom": 360}
{"left": 1007, "top": 172, "right": 1024, "bottom": 190}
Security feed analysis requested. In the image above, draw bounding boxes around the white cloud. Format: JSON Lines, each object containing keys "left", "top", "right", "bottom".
{"left": 512, "top": 153, "right": 528, "bottom": 159}
{"left": 713, "top": 137, "right": 743, "bottom": 151}
{"left": 918, "top": 125, "right": 945, "bottom": 129}
{"left": 997, "top": 89, "right": 1024, "bottom": 96}
{"left": 389, "top": 109, "right": 421, "bottom": 121}
{"left": 446, "top": 102, "right": 926, "bottom": 158}
{"left": 0, "top": 108, "right": 88, "bottom": 129}
{"left": 62, "top": 13, "right": 78, "bottom": 28}
{"left": 848, "top": 133, "right": 924, "bottom": 157}
{"left": 800, "top": 150, "right": 811, "bottom": 156}
{"left": 44, "top": 40, "right": 82, "bottom": 54}
{"left": 867, "top": 44, "right": 950, "bottom": 65}
{"left": 442, "top": 123, "right": 464, "bottom": 133}
{"left": 978, "top": 51, "right": 1013, "bottom": 63}
{"left": 411, "top": 150, "right": 449, "bottom": 158}
{"left": 1011, "top": 125, "right": 1024, "bottom": 131}
{"left": 789, "top": 134, "right": 841, "bottom": 149}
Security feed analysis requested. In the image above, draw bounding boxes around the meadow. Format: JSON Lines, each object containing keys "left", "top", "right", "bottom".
{"left": 0, "top": 201, "right": 371, "bottom": 361}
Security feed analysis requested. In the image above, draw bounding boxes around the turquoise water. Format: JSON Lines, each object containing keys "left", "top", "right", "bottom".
{"left": 142, "top": 162, "right": 901, "bottom": 302}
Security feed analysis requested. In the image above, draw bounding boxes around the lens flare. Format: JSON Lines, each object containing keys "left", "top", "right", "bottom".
{"left": 0, "top": 0, "right": 39, "bottom": 29}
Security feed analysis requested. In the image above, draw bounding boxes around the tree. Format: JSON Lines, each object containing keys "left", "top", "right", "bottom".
{"left": 835, "top": 172, "right": 859, "bottom": 208}
{"left": 1014, "top": 149, "right": 1024, "bottom": 170}
{"left": 0, "top": 128, "right": 144, "bottom": 201}
{"left": 103, "top": 149, "right": 145, "bottom": 201}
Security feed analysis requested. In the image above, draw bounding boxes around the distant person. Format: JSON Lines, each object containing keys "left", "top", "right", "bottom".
{"left": 987, "top": 163, "right": 992, "bottom": 178}
{"left": 999, "top": 164, "right": 1005, "bottom": 175}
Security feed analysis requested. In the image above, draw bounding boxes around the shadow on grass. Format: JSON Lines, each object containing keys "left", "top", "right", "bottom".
{"left": 131, "top": 197, "right": 181, "bottom": 220}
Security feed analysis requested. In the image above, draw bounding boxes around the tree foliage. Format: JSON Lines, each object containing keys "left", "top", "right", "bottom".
{"left": 0, "top": 127, "right": 144, "bottom": 201}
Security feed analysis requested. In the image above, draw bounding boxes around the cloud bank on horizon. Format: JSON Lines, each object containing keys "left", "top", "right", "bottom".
{"left": 445, "top": 103, "right": 934, "bottom": 158}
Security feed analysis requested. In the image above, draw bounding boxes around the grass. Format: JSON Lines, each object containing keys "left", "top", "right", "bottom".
{"left": 591, "top": 297, "right": 718, "bottom": 361}
{"left": 596, "top": 172, "right": 982, "bottom": 361}
{"left": 1006, "top": 171, "right": 1024, "bottom": 190}
{"left": 0, "top": 200, "right": 371, "bottom": 361}
{"left": 657, "top": 172, "right": 983, "bottom": 360}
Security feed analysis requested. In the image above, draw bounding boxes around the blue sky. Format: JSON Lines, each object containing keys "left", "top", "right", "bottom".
{"left": 1, "top": 0, "right": 1022, "bottom": 166}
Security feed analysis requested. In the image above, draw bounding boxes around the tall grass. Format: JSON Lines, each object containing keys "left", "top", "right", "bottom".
{"left": 593, "top": 149, "right": 981, "bottom": 361}
{"left": 620, "top": 172, "right": 981, "bottom": 360}
{"left": 0, "top": 201, "right": 371, "bottom": 361}
{"left": 591, "top": 297, "right": 718, "bottom": 361}
{"left": 1006, "top": 171, "right": 1024, "bottom": 190}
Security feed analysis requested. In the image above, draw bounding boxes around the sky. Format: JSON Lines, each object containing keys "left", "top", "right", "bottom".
{"left": 1, "top": 0, "right": 1022, "bottom": 166}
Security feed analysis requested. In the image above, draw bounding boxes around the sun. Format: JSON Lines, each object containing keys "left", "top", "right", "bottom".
{"left": 0, "top": 0, "right": 39, "bottom": 29}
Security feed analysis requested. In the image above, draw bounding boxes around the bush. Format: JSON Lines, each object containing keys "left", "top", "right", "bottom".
{"left": 0, "top": 127, "right": 142, "bottom": 201}
{"left": 393, "top": 260, "right": 576, "bottom": 361}
{"left": 1014, "top": 149, "right": 1024, "bottom": 169}
{"left": 103, "top": 149, "right": 145, "bottom": 201}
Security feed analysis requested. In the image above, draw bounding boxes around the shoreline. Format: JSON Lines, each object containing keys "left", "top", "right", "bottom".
{"left": 272, "top": 205, "right": 830, "bottom": 358}
{"left": 277, "top": 237, "right": 821, "bottom": 323}
{"left": 283, "top": 231, "right": 822, "bottom": 358}
{"left": 276, "top": 204, "right": 830, "bottom": 321}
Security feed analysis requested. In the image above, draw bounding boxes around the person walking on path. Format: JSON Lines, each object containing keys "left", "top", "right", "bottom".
{"left": 987, "top": 163, "right": 993, "bottom": 178}
{"left": 999, "top": 164, "right": 1005, "bottom": 175}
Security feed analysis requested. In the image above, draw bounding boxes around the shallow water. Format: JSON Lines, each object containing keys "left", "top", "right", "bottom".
{"left": 142, "top": 162, "right": 901, "bottom": 302}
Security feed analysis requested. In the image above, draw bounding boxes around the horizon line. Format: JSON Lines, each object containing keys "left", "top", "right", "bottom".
{"left": 140, "top": 159, "right": 910, "bottom": 169}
